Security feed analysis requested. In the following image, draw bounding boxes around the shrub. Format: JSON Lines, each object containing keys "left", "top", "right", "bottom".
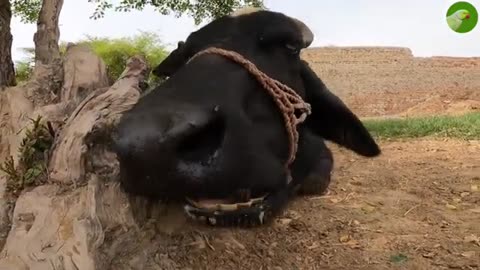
{"left": 14, "top": 61, "right": 34, "bottom": 83}
{"left": 363, "top": 112, "right": 480, "bottom": 140}
{"left": 14, "top": 31, "right": 169, "bottom": 86}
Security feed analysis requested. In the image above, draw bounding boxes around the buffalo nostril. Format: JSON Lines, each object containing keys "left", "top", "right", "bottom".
{"left": 175, "top": 114, "right": 225, "bottom": 164}
{"left": 163, "top": 113, "right": 213, "bottom": 142}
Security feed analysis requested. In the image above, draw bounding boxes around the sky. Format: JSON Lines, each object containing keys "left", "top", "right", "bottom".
{"left": 10, "top": 0, "right": 480, "bottom": 62}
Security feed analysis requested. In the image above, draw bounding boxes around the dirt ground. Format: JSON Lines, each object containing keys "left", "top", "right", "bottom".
{"left": 124, "top": 138, "right": 479, "bottom": 270}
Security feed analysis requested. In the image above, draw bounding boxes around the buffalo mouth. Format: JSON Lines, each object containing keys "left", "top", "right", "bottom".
{"left": 183, "top": 175, "right": 294, "bottom": 227}
{"left": 184, "top": 194, "right": 270, "bottom": 227}
{"left": 183, "top": 185, "right": 271, "bottom": 226}
{"left": 186, "top": 190, "right": 267, "bottom": 211}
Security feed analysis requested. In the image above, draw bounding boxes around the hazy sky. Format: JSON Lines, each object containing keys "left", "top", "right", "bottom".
{"left": 10, "top": 0, "right": 480, "bottom": 62}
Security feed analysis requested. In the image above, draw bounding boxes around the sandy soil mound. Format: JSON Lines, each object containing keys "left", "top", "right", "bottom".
{"left": 399, "top": 95, "right": 480, "bottom": 117}
{"left": 302, "top": 46, "right": 480, "bottom": 118}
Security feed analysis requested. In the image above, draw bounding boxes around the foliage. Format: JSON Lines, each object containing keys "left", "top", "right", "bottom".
{"left": 11, "top": 0, "right": 264, "bottom": 25}
{"left": 14, "top": 61, "right": 33, "bottom": 83}
{"left": 88, "top": 0, "right": 264, "bottom": 24}
{"left": 76, "top": 32, "right": 169, "bottom": 83}
{"left": 15, "top": 32, "right": 169, "bottom": 85}
{"left": 363, "top": 112, "right": 480, "bottom": 140}
{"left": 0, "top": 116, "right": 54, "bottom": 196}
{"left": 11, "top": 0, "right": 42, "bottom": 23}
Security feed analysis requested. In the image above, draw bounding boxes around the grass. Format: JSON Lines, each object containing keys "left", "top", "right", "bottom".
{"left": 362, "top": 112, "right": 480, "bottom": 140}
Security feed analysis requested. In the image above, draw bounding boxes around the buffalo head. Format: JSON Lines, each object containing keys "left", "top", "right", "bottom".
{"left": 113, "top": 7, "right": 381, "bottom": 226}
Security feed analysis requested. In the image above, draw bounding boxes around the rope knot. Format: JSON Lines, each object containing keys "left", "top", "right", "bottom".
{"left": 189, "top": 47, "right": 312, "bottom": 184}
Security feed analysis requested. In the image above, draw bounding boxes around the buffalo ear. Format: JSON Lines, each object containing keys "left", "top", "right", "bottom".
{"left": 300, "top": 60, "right": 381, "bottom": 157}
{"left": 258, "top": 13, "right": 314, "bottom": 50}
{"left": 152, "top": 41, "right": 187, "bottom": 78}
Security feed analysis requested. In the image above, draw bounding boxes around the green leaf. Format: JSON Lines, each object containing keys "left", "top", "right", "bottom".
{"left": 11, "top": 0, "right": 42, "bottom": 24}
{"left": 88, "top": 0, "right": 264, "bottom": 25}
{"left": 389, "top": 253, "right": 408, "bottom": 264}
{"left": 23, "top": 165, "right": 44, "bottom": 185}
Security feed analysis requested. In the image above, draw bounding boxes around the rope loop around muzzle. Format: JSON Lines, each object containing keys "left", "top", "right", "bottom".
{"left": 188, "top": 47, "right": 312, "bottom": 183}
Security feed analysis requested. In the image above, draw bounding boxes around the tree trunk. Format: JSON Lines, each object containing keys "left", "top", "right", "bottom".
{"left": 0, "top": 0, "right": 16, "bottom": 88}
{"left": 34, "top": 0, "right": 63, "bottom": 66}
{"left": 26, "top": 0, "right": 64, "bottom": 105}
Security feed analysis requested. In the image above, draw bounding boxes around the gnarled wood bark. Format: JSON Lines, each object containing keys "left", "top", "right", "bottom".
{"left": 49, "top": 55, "right": 146, "bottom": 184}
{"left": 0, "top": 0, "right": 184, "bottom": 268}
{"left": 34, "top": 0, "right": 63, "bottom": 66}
{"left": 0, "top": 44, "right": 112, "bottom": 255}
{"left": 0, "top": 45, "right": 177, "bottom": 269}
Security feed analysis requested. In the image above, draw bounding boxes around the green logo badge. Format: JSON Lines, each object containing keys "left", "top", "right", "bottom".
{"left": 446, "top": 1, "right": 478, "bottom": 33}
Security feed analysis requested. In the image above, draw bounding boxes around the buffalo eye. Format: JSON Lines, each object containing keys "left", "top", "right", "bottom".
{"left": 285, "top": 44, "right": 300, "bottom": 55}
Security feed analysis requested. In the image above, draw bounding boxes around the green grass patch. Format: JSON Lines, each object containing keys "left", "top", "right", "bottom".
{"left": 362, "top": 112, "right": 480, "bottom": 140}
{"left": 0, "top": 116, "right": 54, "bottom": 196}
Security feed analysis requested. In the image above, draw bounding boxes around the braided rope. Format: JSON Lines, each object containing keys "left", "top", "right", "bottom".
{"left": 188, "top": 47, "right": 312, "bottom": 182}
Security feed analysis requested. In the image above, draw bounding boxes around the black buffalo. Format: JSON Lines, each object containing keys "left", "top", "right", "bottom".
{"left": 112, "top": 7, "right": 381, "bottom": 225}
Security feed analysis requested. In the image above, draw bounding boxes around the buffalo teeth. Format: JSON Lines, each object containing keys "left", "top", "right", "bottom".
{"left": 258, "top": 211, "right": 265, "bottom": 224}
{"left": 208, "top": 217, "right": 217, "bottom": 225}
{"left": 185, "top": 194, "right": 267, "bottom": 212}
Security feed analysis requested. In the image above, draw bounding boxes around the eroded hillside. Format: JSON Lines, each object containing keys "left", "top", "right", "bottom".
{"left": 302, "top": 47, "right": 480, "bottom": 117}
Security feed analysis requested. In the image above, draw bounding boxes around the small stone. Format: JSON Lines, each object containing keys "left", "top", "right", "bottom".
{"left": 278, "top": 218, "right": 292, "bottom": 226}
{"left": 307, "top": 242, "right": 320, "bottom": 250}
{"left": 362, "top": 205, "right": 376, "bottom": 213}
{"left": 330, "top": 198, "right": 341, "bottom": 203}
{"left": 461, "top": 251, "right": 475, "bottom": 258}
{"left": 423, "top": 252, "right": 435, "bottom": 258}
{"left": 471, "top": 185, "right": 479, "bottom": 192}
{"left": 346, "top": 240, "right": 361, "bottom": 249}
{"left": 445, "top": 203, "right": 457, "bottom": 210}
{"left": 460, "top": 192, "right": 470, "bottom": 198}
{"left": 339, "top": 235, "right": 350, "bottom": 243}
{"left": 464, "top": 235, "right": 480, "bottom": 245}
{"left": 268, "top": 250, "right": 275, "bottom": 257}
